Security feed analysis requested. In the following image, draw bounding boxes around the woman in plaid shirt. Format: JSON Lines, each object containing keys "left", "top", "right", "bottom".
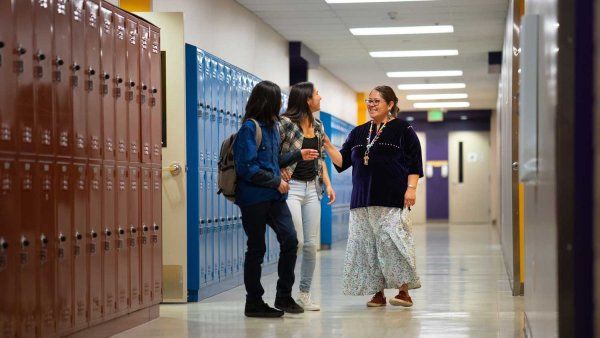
{"left": 279, "top": 82, "right": 336, "bottom": 311}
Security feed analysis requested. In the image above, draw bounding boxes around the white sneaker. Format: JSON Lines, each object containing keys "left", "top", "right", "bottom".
{"left": 296, "top": 292, "right": 320, "bottom": 311}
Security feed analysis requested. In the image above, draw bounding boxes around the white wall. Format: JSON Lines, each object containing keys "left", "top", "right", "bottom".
{"left": 309, "top": 66, "right": 358, "bottom": 125}
{"left": 133, "top": 12, "right": 188, "bottom": 303}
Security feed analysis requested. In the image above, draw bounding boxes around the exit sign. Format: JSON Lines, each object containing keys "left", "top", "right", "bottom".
{"left": 427, "top": 110, "right": 444, "bottom": 122}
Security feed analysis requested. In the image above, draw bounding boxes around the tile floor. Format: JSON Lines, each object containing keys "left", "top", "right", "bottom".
{"left": 115, "top": 223, "right": 526, "bottom": 338}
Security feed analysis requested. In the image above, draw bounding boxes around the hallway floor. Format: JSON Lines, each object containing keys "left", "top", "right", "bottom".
{"left": 115, "top": 223, "right": 526, "bottom": 338}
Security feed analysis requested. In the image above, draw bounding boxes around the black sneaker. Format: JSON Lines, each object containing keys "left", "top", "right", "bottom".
{"left": 274, "top": 296, "right": 305, "bottom": 314}
{"left": 244, "top": 301, "right": 284, "bottom": 318}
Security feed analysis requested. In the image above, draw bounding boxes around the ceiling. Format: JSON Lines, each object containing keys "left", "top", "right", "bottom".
{"left": 235, "top": 0, "right": 508, "bottom": 111}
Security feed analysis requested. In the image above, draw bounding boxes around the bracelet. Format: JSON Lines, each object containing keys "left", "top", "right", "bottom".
{"left": 407, "top": 184, "right": 416, "bottom": 190}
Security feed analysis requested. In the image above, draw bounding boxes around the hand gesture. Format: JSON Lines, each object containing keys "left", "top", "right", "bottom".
{"left": 278, "top": 180, "right": 290, "bottom": 194}
{"left": 326, "top": 185, "right": 336, "bottom": 205}
{"left": 280, "top": 168, "right": 291, "bottom": 182}
{"left": 301, "top": 149, "right": 319, "bottom": 161}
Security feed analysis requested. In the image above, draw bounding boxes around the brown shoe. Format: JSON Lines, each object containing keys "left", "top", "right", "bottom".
{"left": 366, "top": 291, "right": 386, "bottom": 307}
{"left": 389, "top": 290, "right": 413, "bottom": 307}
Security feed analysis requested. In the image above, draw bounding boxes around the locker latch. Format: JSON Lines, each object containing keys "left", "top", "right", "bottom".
{"left": 57, "top": 233, "right": 66, "bottom": 259}
{"left": 104, "top": 229, "right": 112, "bottom": 251}
{"left": 74, "top": 232, "right": 82, "bottom": 256}
{"left": 20, "top": 236, "right": 30, "bottom": 265}
{"left": 0, "top": 238, "right": 7, "bottom": 270}
{"left": 89, "top": 230, "right": 98, "bottom": 254}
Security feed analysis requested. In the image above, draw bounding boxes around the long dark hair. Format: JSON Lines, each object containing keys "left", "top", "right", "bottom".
{"left": 372, "top": 85, "right": 400, "bottom": 117}
{"left": 283, "top": 81, "right": 315, "bottom": 127}
{"left": 243, "top": 81, "right": 282, "bottom": 127}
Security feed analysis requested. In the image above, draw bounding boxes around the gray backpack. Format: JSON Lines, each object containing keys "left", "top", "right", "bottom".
{"left": 217, "top": 119, "right": 262, "bottom": 202}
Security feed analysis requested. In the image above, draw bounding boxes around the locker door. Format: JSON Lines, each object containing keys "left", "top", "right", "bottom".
{"left": 14, "top": 0, "right": 35, "bottom": 155}
{"left": 202, "top": 55, "right": 211, "bottom": 169}
{"left": 0, "top": 159, "right": 19, "bottom": 338}
{"left": 113, "top": 11, "right": 128, "bottom": 162}
{"left": 55, "top": 162, "right": 74, "bottom": 334}
{"left": 149, "top": 28, "right": 162, "bottom": 164}
{"left": 54, "top": 0, "right": 73, "bottom": 159}
{"left": 151, "top": 167, "right": 162, "bottom": 304}
{"left": 84, "top": 0, "right": 102, "bottom": 160}
{"left": 0, "top": 1, "right": 16, "bottom": 154}
{"left": 196, "top": 50, "right": 205, "bottom": 166}
{"left": 210, "top": 59, "right": 218, "bottom": 166}
{"left": 72, "top": 163, "right": 88, "bottom": 329}
{"left": 38, "top": 162, "right": 56, "bottom": 337}
{"left": 100, "top": 5, "right": 115, "bottom": 161}
{"left": 139, "top": 166, "right": 152, "bottom": 305}
{"left": 71, "top": 0, "right": 87, "bottom": 159}
{"left": 139, "top": 23, "right": 151, "bottom": 164}
{"left": 87, "top": 164, "right": 103, "bottom": 323}
{"left": 102, "top": 164, "right": 117, "bottom": 318}
{"left": 33, "top": 0, "right": 54, "bottom": 156}
{"left": 115, "top": 165, "right": 129, "bottom": 314}
{"left": 128, "top": 165, "right": 141, "bottom": 311}
{"left": 18, "top": 159, "right": 38, "bottom": 337}
{"left": 126, "top": 17, "right": 140, "bottom": 163}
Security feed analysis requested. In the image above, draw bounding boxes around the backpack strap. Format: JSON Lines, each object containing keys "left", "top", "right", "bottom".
{"left": 248, "top": 118, "right": 262, "bottom": 147}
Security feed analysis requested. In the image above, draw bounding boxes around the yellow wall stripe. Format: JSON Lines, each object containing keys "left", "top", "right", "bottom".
{"left": 357, "top": 93, "right": 367, "bottom": 125}
{"left": 519, "top": 182, "right": 525, "bottom": 283}
{"left": 119, "top": 0, "right": 152, "bottom": 12}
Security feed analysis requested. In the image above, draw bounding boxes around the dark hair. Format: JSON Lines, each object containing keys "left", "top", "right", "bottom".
{"left": 372, "top": 85, "right": 400, "bottom": 117}
{"left": 243, "top": 81, "right": 282, "bottom": 127}
{"left": 283, "top": 81, "right": 315, "bottom": 127}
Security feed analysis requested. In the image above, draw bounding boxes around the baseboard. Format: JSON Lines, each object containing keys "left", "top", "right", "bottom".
{"left": 65, "top": 304, "right": 159, "bottom": 338}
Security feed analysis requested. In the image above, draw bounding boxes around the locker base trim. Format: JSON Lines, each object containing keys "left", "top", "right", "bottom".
{"left": 65, "top": 304, "right": 159, "bottom": 338}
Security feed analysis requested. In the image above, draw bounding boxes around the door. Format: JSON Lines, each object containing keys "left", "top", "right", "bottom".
{"left": 411, "top": 132, "right": 427, "bottom": 224}
{"left": 449, "top": 131, "right": 491, "bottom": 223}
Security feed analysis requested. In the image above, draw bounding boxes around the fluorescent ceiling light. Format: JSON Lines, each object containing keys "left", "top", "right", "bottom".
{"left": 387, "top": 70, "right": 463, "bottom": 78}
{"left": 407, "top": 93, "right": 468, "bottom": 100}
{"left": 398, "top": 83, "right": 466, "bottom": 90}
{"left": 370, "top": 50, "right": 458, "bottom": 58}
{"left": 414, "top": 102, "right": 470, "bottom": 108}
{"left": 327, "top": 0, "right": 432, "bottom": 2}
{"left": 350, "top": 25, "right": 454, "bottom": 36}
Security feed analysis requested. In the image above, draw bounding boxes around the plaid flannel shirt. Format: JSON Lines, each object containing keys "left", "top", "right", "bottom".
{"left": 278, "top": 116, "right": 326, "bottom": 194}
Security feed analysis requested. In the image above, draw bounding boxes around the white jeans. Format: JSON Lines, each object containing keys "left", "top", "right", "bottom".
{"left": 286, "top": 179, "right": 321, "bottom": 293}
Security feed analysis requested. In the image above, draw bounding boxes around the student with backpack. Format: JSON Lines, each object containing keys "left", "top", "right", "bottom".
{"left": 232, "top": 80, "right": 319, "bottom": 318}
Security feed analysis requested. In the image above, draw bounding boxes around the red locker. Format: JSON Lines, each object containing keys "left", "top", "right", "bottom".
{"left": 100, "top": 5, "right": 115, "bottom": 161}
{"left": 149, "top": 28, "right": 162, "bottom": 165}
{"left": 88, "top": 163, "right": 103, "bottom": 323}
{"left": 14, "top": 0, "right": 36, "bottom": 155}
{"left": 0, "top": 1, "right": 16, "bottom": 154}
{"left": 33, "top": 0, "right": 55, "bottom": 156}
{"left": 126, "top": 17, "right": 140, "bottom": 163}
{"left": 55, "top": 162, "right": 74, "bottom": 334}
{"left": 71, "top": 0, "right": 87, "bottom": 159}
{"left": 151, "top": 167, "right": 162, "bottom": 304}
{"left": 140, "top": 166, "right": 152, "bottom": 306}
{"left": 139, "top": 23, "right": 151, "bottom": 164}
{"left": 128, "top": 165, "right": 141, "bottom": 311}
{"left": 115, "top": 165, "right": 129, "bottom": 314}
{"left": 72, "top": 162, "right": 88, "bottom": 329}
{"left": 38, "top": 161, "right": 56, "bottom": 337}
{"left": 84, "top": 1, "right": 103, "bottom": 160}
{"left": 113, "top": 10, "right": 128, "bottom": 163}
{"left": 54, "top": 0, "right": 73, "bottom": 159}
{"left": 0, "top": 158, "right": 19, "bottom": 338}
{"left": 102, "top": 164, "right": 117, "bottom": 319}
{"left": 17, "top": 159, "right": 38, "bottom": 337}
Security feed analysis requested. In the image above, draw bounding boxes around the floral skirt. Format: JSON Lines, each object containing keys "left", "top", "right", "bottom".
{"left": 343, "top": 206, "right": 421, "bottom": 295}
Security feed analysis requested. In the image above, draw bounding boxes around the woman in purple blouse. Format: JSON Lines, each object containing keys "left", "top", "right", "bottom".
{"left": 323, "top": 85, "right": 424, "bottom": 308}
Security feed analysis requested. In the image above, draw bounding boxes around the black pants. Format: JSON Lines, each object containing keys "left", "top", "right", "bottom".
{"left": 240, "top": 200, "right": 298, "bottom": 303}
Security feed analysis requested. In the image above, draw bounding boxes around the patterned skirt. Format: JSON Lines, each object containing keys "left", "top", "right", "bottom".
{"left": 342, "top": 206, "right": 421, "bottom": 295}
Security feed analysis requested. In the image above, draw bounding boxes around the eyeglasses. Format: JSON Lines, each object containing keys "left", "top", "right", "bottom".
{"left": 364, "top": 99, "right": 383, "bottom": 105}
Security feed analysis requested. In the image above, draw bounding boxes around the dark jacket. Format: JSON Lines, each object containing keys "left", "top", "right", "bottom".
{"left": 233, "top": 119, "right": 301, "bottom": 207}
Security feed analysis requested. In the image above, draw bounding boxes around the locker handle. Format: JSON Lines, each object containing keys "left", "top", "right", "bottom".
{"left": 207, "top": 220, "right": 212, "bottom": 224}
{"left": 227, "top": 217, "right": 232, "bottom": 221}
{"left": 40, "top": 235, "right": 48, "bottom": 245}
{"left": 129, "top": 81, "right": 136, "bottom": 87}
{"left": 55, "top": 57, "right": 64, "bottom": 66}
{"left": 226, "top": 111, "right": 231, "bottom": 116}
{"left": 220, "top": 109, "right": 224, "bottom": 113}
{"left": 0, "top": 238, "right": 7, "bottom": 250}
{"left": 102, "top": 73, "right": 110, "bottom": 80}
{"left": 71, "top": 63, "right": 81, "bottom": 71}
{"left": 143, "top": 225, "right": 149, "bottom": 232}
{"left": 142, "top": 84, "right": 148, "bottom": 90}
{"left": 75, "top": 232, "right": 83, "bottom": 240}
{"left": 21, "top": 236, "right": 30, "bottom": 247}
{"left": 151, "top": 87, "right": 157, "bottom": 94}
{"left": 16, "top": 46, "right": 26, "bottom": 55}
{"left": 220, "top": 218, "right": 225, "bottom": 222}
{"left": 118, "top": 228, "right": 125, "bottom": 235}
{"left": 0, "top": 41, "right": 4, "bottom": 49}
{"left": 90, "top": 230, "right": 98, "bottom": 239}
{"left": 213, "top": 218, "right": 219, "bottom": 223}
{"left": 36, "top": 52, "right": 46, "bottom": 61}
{"left": 87, "top": 68, "right": 96, "bottom": 76}
{"left": 116, "top": 76, "right": 124, "bottom": 84}
{"left": 105, "top": 229, "right": 112, "bottom": 237}
{"left": 130, "top": 227, "right": 137, "bottom": 234}
{"left": 58, "top": 234, "right": 66, "bottom": 242}
{"left": 200, "top": 220, "right": 205, "bottom": 224}
{"left": 153, "top": 224, "right": 160, "bottom": 231}
{"left": 206, "top": 105, "right": 211, "bottom": 109}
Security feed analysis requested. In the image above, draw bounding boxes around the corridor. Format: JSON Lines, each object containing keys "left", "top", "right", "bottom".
{"left": 116, "top": 223, "right": 525, "bottom": 338}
